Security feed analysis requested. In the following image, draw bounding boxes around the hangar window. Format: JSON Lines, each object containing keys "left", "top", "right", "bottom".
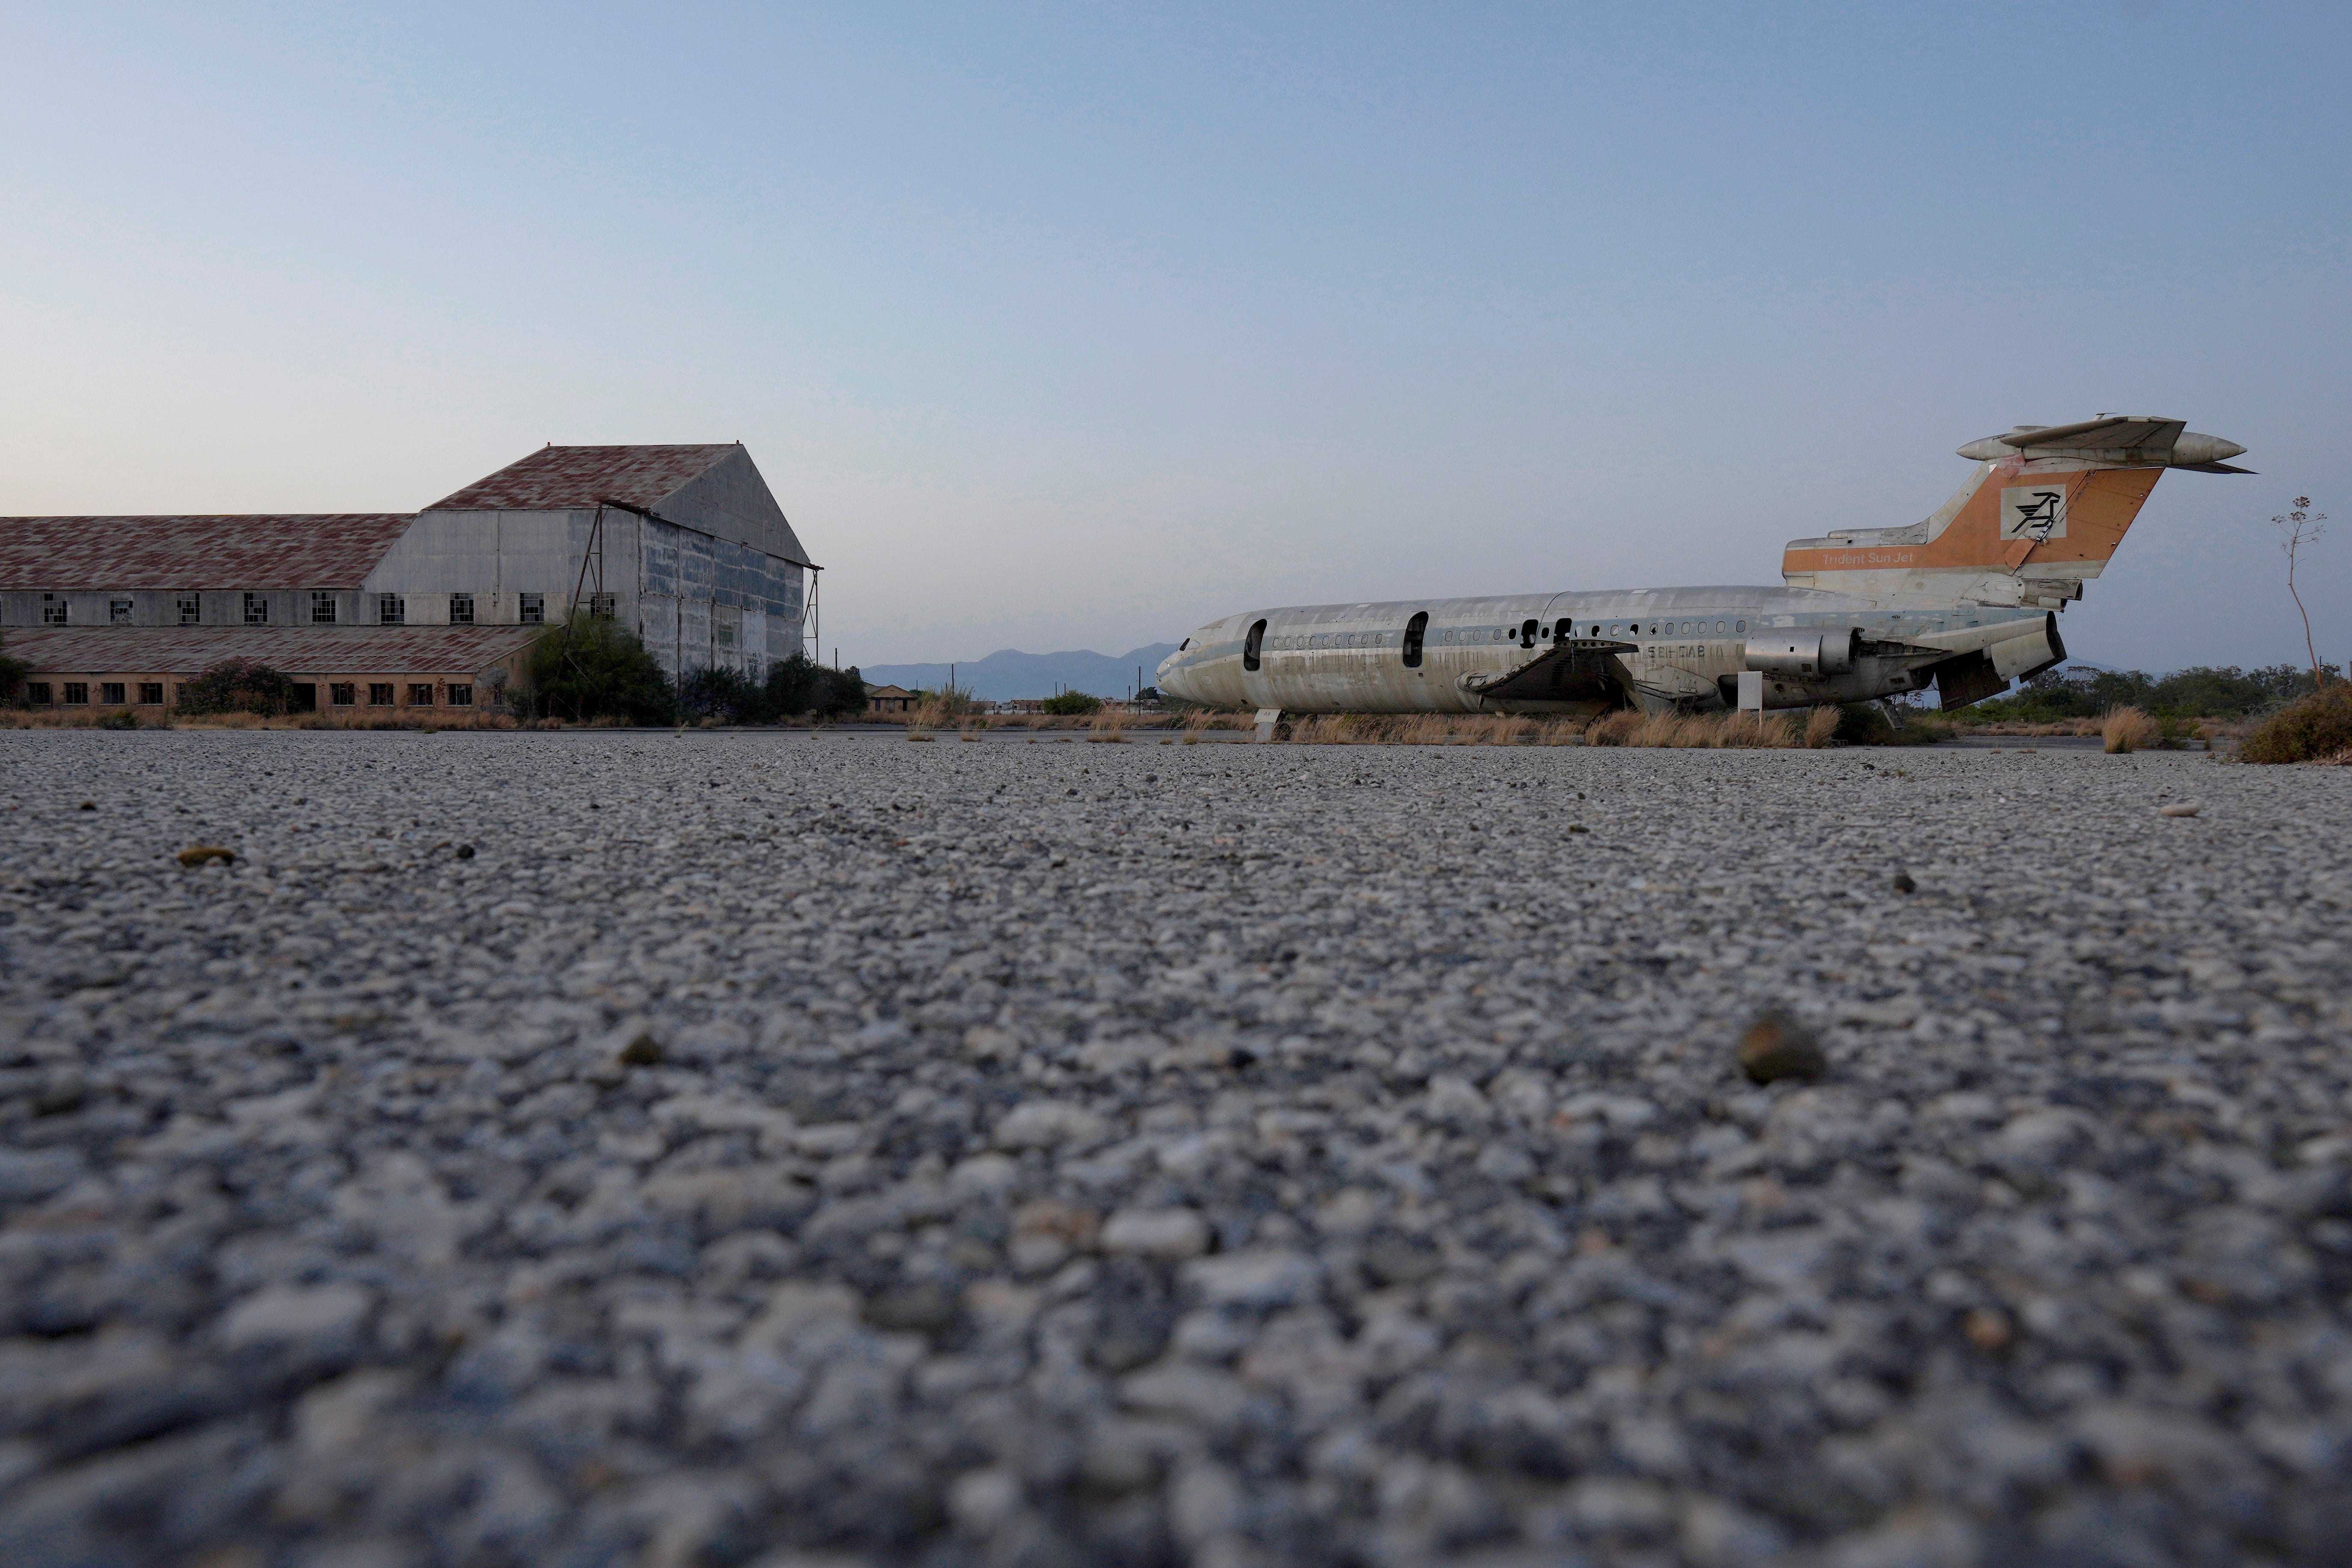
{"left": 27, "top": 684, "right": 51, "bottom": 705}
{"left": 101, "top": 682, "right": 125, "bottom": 704}
{"left": 311, "top": 591, "right": 338, "bottom": 624}
{"left": 1403, "top": 611, "right": 1427, "bottom": 667}
{"left": 368, "top": 683, "right": 393, "bottom": 706}
{"left": 41, "top": 595, "right": 66, "bottom": 625}
{"left": 243, "top": 593, "right": 269, "bottom": 625}
{"left": 110, "top": 599, "right": 133, "bottom": 624}
{"left": 520, "top": 592, "right": 544, "bottom": 624}
{"left": 378, "top": 594, "right": 405, "bottom": 625}
{"left": 138, "top": 683, "right": 163, "bottom": 705}
{"left": 330, "top": 683, "right": 355, "bottom": 706}
{"left": 63, "top": 683, "right": 88, "bottom": 704}
{"left": 177, "top": 594, "right": 200, "bottom": 626}
{"left": 449, "top": 685, "right": 473, "bottom": 706}
{"left": 407, "top": 684, "right": 435, "bottom": 706}
{"left": 1244, "top": 619, "right": 1266, "bottom": 672}
{"left": 588, "top": 593, "right": 617, "bottom": 619}
{"left": 449, "top": 593, "right": 475, "bottom": 625}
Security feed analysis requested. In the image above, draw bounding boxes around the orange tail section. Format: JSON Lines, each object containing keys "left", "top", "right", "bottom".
{"left": 1782, "top": 416, "right": 2248, "bottom": 607}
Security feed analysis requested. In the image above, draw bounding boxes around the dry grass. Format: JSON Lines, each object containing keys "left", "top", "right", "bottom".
{"left": 1953, "top": 717, "right": 2104, "bottom": 737}
{"left": 2102, "top": 706, "right": 2160, "bottom": 754}
{"left": 1269, "top": 708, "right": 1841, "bottom": 748}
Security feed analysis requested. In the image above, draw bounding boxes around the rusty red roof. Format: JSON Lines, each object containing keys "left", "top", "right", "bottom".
{"left": 0, "top": 515, "right": 414, "bottom": 591}
{"left": 426, "top": 444, "right": 739, "bottom": 512}
{"left": 5, "top": 625, "right": 539, "bottom": 676}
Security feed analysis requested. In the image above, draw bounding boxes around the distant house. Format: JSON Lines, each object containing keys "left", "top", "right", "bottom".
{"left": 865, "top": 684, "right": 916, "bottom": 714}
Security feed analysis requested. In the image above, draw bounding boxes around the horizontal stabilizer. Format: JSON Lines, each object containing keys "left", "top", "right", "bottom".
{"left": 1955, "top": 416, "right": 2245, "bottom": 469}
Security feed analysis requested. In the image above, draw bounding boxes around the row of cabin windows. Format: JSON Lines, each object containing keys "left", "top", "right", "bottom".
{"left": 37, "top": 592, "right": 556, "bottom": 625}
{"left": 21, "top": 682, "right": 472, "bottom": 707}
{"left": 1244, "top": 613, "right": 1755, "bottom": 669}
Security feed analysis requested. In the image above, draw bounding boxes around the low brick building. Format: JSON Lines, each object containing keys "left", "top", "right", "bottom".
{"left": 1, "top": 444, "right": 818, "bottom": 713}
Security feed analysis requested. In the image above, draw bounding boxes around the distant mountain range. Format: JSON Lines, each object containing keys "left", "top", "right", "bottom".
{"left": 859, "top": 644, "right": 1179, "bottom": 702}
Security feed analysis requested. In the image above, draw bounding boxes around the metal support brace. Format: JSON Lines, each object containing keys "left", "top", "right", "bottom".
{"left": 1253, "top": 708, "right": 1281, "bottom": 743}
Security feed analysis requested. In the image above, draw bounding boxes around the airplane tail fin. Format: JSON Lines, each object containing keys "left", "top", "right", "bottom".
{"left": 1781, "top": 416, "right": 2251, "bottom": 607}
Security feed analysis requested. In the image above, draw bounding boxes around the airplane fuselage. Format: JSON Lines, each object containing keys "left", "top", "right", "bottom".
{"left": 1157, "top": 586, "right": 2061, "bottom": 715}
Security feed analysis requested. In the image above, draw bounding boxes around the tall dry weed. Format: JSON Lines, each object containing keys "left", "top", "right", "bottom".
{"left": 1587, "top": 711, "right": 1641, "bottom": 746}
{"left": 2102, "top": 706, "right": 2159, "bottom": 754}
{"left": 1803, "top": 707, "right": 1839, "bottom": 748}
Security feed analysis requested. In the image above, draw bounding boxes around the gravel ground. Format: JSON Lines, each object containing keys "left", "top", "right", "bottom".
{"left": 2, "top": 730, "right": 2349, "bottom": 1568}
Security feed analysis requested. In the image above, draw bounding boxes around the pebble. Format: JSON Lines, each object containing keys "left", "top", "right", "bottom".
{"left": 1735, "top": 1010, "right": 1829, "bottom": 1084}
{"left": 1, "top": 729, "right": 2347, "bottom": 1566}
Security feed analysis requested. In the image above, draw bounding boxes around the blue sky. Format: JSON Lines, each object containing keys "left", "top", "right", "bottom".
{"left": 3, "top": 2, "right": 2345, "bottom": 671}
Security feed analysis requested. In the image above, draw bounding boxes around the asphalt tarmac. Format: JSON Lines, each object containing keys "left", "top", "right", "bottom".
{"left": 1, "top": 730, "right": 2345, "bottom": 1567}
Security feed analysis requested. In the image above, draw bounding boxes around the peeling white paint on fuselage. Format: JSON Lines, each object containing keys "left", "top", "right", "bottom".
{"left": 1156, "top": 587, "right": 2052, "bottom": 715}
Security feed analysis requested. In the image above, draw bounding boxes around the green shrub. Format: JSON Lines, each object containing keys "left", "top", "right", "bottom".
{"left": 757, "top": 655, "right": 866, "bottom": 719}
{"left": 99, "top": 709, "right": 140, "bottom": 730}
{"left": 677, "top": 665, "right": 764, "bottom": 724}
{"left": 763, "top": 653, "right": 823, "bottom": 717}
{"left": 178, "top": 658, "right": 298, "bottom": 716}
{"left": 1977, "top": 663, "right": 2340, "bottom": 723}
{"left": 1042, "top": 690, "right": 1103, "bottom": 716}
{"left": 2240, "top": 682, "right": 2352, "bottom": 764}
{"left": 822, "top": 665, "right": 866, "bottom": 718}
{"left": 524, "top": 614, "right": 673, "bottom": 723}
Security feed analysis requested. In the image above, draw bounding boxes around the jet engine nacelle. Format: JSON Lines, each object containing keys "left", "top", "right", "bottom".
{"left": 1987, "top": 614, "right": 2066, "bottom": 681}
{"left": 1744, "top": 628, "right": 1858, "bottom": 678}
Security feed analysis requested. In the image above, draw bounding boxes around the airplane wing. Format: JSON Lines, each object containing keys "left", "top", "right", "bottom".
{"left": 1459, "top": 639, "right": 1638, "bottom": 703}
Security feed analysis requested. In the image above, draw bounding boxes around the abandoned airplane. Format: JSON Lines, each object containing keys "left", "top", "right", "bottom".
{"left": 1156, "top": 416, "right": 2250, "bottom": 716}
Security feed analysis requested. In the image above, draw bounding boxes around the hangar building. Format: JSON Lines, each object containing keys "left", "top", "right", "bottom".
{"left": 0, "top": 444, "right": 815, "bottom": 714}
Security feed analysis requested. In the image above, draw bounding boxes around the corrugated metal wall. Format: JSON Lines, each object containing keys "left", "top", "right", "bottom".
{"left": 635, "top": 515, "right": 803, "bottom": 680}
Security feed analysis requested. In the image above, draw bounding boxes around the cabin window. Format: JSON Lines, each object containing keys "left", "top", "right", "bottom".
{"left": 1179, "top": 638, "right": 1189, "bottom": 651}
{"left": 1244, "top": 618, "right": 1266, "bottom": 672}
{"left": 1403, "top": 611, "right": 1427, "bottom": 667}
{"left": 1737, "top": 620, "right": 1745, "bottom": 632}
